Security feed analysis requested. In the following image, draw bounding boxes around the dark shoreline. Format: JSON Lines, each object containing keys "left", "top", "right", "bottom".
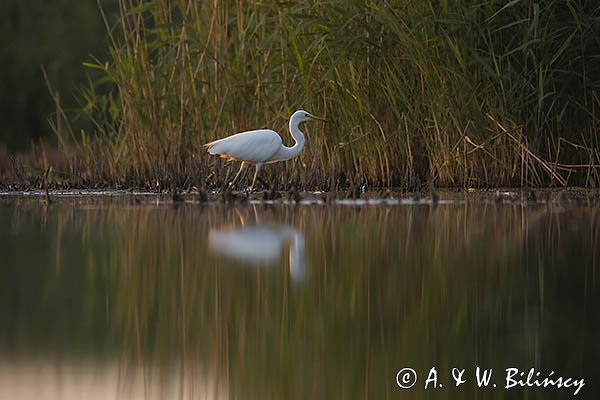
{"left": 1, "top": 187, "right": 599, "bottom": 207}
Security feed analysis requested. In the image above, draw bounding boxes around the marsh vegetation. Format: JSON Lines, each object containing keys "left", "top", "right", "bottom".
{"left": 2, "top": 0, "right": 600, "bottom": 191}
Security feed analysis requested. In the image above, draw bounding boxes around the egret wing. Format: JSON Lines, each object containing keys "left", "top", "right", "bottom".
{"left": 205, "top": 129, "right": 282, "bottom": 163}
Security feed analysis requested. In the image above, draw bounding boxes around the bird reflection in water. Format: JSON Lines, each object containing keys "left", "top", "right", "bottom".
{"left": 209, "top": 215, "right": 306, "bottom": 283}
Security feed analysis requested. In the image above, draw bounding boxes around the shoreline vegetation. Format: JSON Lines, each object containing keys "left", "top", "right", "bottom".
{"left": 1, "top": 1, "right": 600, "bottom": 192}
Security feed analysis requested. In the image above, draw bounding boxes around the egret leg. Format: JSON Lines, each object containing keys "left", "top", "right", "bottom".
{"left": 250, "top": 163, "right": 262, "bottom": 191}
{"left": 229, "top": 162, "right": 246, "bottom": 187}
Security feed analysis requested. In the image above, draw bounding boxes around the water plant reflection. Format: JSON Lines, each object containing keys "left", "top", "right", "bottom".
{"left": 0, "top": 196, "right": 599, "bottom": 399}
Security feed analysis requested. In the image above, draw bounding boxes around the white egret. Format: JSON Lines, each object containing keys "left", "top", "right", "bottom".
{"left": 204, "top": 109, "right": 326, "bottom": 189}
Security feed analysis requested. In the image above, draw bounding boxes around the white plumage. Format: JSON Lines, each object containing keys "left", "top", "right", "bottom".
{"left": 204, "top": 109, "right": 325, "bottom": 189}
{"left": 206, "top": 130, "right": 283, "bottom": 163}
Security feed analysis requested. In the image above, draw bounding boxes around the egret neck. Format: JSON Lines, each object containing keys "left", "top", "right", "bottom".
{"left": 272, "top": 113, "right": 306, "bottom": 162}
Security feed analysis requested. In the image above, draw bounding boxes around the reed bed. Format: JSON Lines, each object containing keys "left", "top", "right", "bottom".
{"left": 4, "top": 0, "right": 600, "bottom": 190}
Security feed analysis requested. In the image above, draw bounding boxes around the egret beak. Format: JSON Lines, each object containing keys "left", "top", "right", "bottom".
{"left": 308, "top": 113, "right": 327, "bottom": 123}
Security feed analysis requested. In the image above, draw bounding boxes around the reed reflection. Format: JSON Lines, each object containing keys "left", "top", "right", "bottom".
{"left": 1, "top": 197, "right": 599, "bottom": 399}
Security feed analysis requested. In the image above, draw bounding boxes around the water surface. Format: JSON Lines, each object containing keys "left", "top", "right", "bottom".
{"left": 1, "top": 193, "right": 598, "bottom": 399}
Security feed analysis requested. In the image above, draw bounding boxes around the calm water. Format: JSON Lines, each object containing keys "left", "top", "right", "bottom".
{"left": 0, "top": 193, "right": 599, "bottom": 399}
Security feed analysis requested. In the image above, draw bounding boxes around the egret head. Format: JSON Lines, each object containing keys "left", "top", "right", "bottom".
{"left": 292, "top": 109, "right": 327, "bottom": 124}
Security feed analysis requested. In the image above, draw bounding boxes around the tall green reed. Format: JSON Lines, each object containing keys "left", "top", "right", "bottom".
{"left": 68, "top": 0, "right": 600, "bottom": 189}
